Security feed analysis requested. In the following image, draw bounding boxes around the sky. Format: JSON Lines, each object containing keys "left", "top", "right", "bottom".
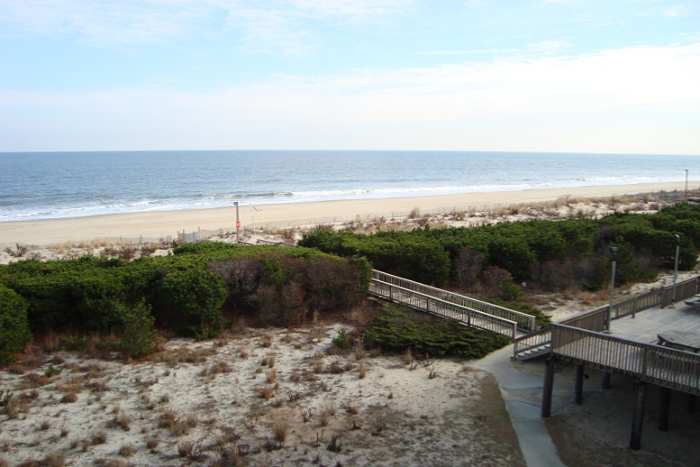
{"left": 1, "top": 0, "right": 699, "bottom": 154}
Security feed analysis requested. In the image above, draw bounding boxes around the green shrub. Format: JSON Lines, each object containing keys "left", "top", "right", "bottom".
{"left": 119, "top": 300, "right": 158, "bottom": 358}
{"left": 368, "top": 304, "right": 510, "bottom": 359}
{"left": 332, "top": 329, "right": 351, "bottom": 349}
{"left": 0, "top": 285, "right": 32, "bottom": 365}
{"left": 154, "top": 269, "right": 227, "bottom": 340}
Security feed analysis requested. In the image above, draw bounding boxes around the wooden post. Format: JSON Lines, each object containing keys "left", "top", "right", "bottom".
{"left": 542, "top": 357, "right": 556, "bottom": 418}
{"left": 601, "top": 371, "right": 611, "bottom": 389}
{"left": 630, "top": 382, "right": 647, "bottom": 450}
{"left": 574, "top": 364, "right": 584, "bottom": 405}
{"left": 658, "top": 387, "right": 671, "bottom": 432}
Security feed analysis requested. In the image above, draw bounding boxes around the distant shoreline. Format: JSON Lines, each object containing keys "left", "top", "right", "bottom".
{"left": 0, "top": 181, "right": 691, "bottom": 246}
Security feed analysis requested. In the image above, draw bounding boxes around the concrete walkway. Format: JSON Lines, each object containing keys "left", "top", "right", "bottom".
{"left": 470, "top": 345, "right": 573, "bottom": 467}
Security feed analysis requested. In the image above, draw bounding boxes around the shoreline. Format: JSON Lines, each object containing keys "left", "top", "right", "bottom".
{"left": 0, "top": 181, "right": 691, "bottom": 246}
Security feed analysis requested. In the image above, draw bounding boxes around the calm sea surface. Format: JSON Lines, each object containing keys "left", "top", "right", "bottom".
{"left": 0, "top": 150, "right": 698, "bottom": 222}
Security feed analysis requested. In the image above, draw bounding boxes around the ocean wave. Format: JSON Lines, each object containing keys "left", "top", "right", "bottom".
{"left": 1, "top": 150, "right": 696, "bottom": 223}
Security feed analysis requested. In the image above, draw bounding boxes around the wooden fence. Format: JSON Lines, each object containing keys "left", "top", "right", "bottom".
{"left": 369, "top": 279, "right": 518, "bottom": 338}
{"left": 551, "top": 324, "right": 700, "bottom": 395}
{"left": 371, "top": 270, "right": 535, "bottom": 332}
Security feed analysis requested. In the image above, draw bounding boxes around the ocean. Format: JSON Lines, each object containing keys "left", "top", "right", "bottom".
{"left": 0, "top": 150, "right": 698, "bottom": 222}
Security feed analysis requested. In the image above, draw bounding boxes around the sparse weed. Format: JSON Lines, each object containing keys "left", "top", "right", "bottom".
{"left": 358, "top": 360, "right": 367, "bottom": 379}
{"left": 177, "top": 440, "right": 203, "bottom": 459}
{"left": 272, "top": 419, "right": 290, "bottom": 445}
{"left": 327, "top": 434, "right": 342, "bottom": 452}
{"left": 118, "top": 444, "right": 136, "bottom": 457}
{"left": 42, "top": 451, "right": 66, "bottom": 467}
{"left": 300, "top": 407, "right": 313, "bottom": 422}
{"left": 256, "top": 385, "right": 276, "bottom": 400}
{"left": 91, "top": 431, "right": 108, "bottom": 445}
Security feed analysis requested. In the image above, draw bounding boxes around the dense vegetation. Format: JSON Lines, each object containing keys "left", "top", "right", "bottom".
{"left": 300, "top": 203, "right": 700, "bottom": 293}
{"left": 0, "top": 243, "right": 371, "bottom": 363}
{"left": 368, "top": 303, "right": 511, "bottom": 359}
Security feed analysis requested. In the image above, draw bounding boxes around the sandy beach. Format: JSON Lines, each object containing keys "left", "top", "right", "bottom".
{"left": 0, "top": 181, "right": 691, "bottom": 246}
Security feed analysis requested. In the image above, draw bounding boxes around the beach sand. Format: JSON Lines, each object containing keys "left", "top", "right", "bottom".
{"left": 0, "top": 181, "right": 691, "bottom": 246}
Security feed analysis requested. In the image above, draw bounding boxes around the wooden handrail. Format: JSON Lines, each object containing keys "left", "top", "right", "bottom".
{"left": 551, "top": 324, "right": 700, "bottom": 395}
{"left": 372, "top": 270, "right": 535, "bottom": 332}
{"left": 512, "top": 275, "right": 700, "bottom": 360}
{"left": 369, "top": 279, "right": 518, "bottom": 338}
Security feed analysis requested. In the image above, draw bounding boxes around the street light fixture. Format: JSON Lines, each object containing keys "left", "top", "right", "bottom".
{"left": 606, "top": 247, "right": 618, "bottom": 333}
{"left": 671, "top": 234, "right": 681, "bottom": 308}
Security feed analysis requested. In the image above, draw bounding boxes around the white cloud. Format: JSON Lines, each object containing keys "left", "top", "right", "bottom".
{"left": 2, "top": 43, "right": 699, "bottom": 152}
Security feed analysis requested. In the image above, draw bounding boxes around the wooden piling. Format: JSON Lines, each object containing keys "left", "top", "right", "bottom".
{"left": 542, "top": 357, "right": 556, "bottom": 418}
{"left": 574, "top": 364, "right": 584, "bottom": 405}
{"left": 630, "top": 382, "right": 647, "bottom": 450}
{"left": 658, "top": 386, "right": 671, "bottom": 432}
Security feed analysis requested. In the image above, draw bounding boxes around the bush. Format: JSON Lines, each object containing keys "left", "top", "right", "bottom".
{"left": 209, "top": 253, "right": 370, "bottom": 327}
{"left": 368, "top": 304, "right": 510, "bottom": 359}
{"left": 119, "top": 300, "right": 158, "bottom": 358}
{"left": 155, "top": 269, "right": 227, "bottom": 340}
{"left": 0, "top": 285, "right": 32, "bottom": 365}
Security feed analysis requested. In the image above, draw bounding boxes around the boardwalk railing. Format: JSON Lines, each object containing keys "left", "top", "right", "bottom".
{"left": 512, "top": 327, "right": 552, "bottom": 358}
{"left": 551, "top": 324, "right": 700, "bottom": 396}
{"left": 371, "top": 270, "right": 535, "bottom": 332}
{"left": 369, "top": 279, "right": 518, "bottom": 338}
{"left": 513, "top": 275, "right": 700, "bottom": 360}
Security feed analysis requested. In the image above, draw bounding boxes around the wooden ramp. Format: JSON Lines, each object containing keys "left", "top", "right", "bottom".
{"left": 369, "top": 270, "right": 524, "bottom": 338}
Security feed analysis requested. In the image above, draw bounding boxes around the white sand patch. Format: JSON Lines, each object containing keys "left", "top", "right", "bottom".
{"left": 0, "top": 325, "right": 522, "bottom": 467}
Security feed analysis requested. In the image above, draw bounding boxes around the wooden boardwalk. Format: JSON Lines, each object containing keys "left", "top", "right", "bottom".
{"left": 371, "top": 270, "right": 535, "bottom": 332}
{"left": 368, "top": 274, "right": 520, "bottom": 338}
{"left": 608, "top": 305, "right": 700, "bottom": 344}
{"left": 551, "top": 323, "right": 700, "bottom": 396}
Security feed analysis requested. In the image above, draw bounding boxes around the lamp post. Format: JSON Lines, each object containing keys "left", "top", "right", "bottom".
{"left": 606, "top": 247, "right": 618, "bottom": 333}
{"left": 685, "top": 169, "right": 689, "bottom": 200}
{"left": 671, "top": 234, "right": 680, "bottom": 308}
{"left": 233, "top": 202, "right": 240, "bottom": 246}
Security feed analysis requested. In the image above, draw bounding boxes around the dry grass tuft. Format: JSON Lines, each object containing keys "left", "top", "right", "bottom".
{"left": 42, "top": 451, "right": 66, "bottom": 467}
{"left": 261, "top": 354, "right": 276, "bottom": 368}
{"left": 177, "top": 440, "right": 203, "bottom": 459}
{"left": 144, "top": 433, "right": 159, "bottom": 450}
{"left": 264, "top": 369, "right": 277, "bottom": 384}
{"left": 159, "top": 409, "right": 176, "bottom": 428}
{"left": 91, "top": 431, "right": 108, "bottom": 445}
{"left": 256, "top": 385, "right": 276, "bottom": 400}
{"left": 259, "top": 334, "right": 273, "bottom": 348}
{"left": 107, "top": 412, "right": 132, "bottom": 431}
{"left": 4, "top": 395, "right": 21, "bottom": 419}
{"left": 118, "top": 444, "right": 136, "bottom": 457}
{"left": 358, "top": 360, "right": 367, "bottom": 379}
{"left": 94, "top": 459, "right": 129, "bottom": 467}
{"left": 23, "top": 373, "right": 49, "bottom": 388}
{"left": 61, "top": 393, "right": 78, "bottom": 403}
{"left": 202, "top": 361, "right": 232, "bottom": 377}
{"left": 272, "top": 419, "right": 290, "bottom": 445}
{"left": 171, "top": 414, "right": 198, "bottom": 436}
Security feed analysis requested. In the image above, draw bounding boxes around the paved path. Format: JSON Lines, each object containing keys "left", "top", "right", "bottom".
{"left": 470, "top": 345, "right": 573, "bottom": 467}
